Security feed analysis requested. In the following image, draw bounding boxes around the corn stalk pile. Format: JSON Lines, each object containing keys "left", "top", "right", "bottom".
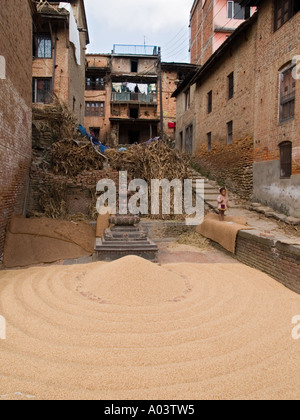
{"left": 33, "top": 97, "right": 80, "bottom": 143}
{"left": 51, "top": 142, "right": 104, "bottom": 176}
{"left": 105, "top": 141, "right": 190, "bottom": 182}
{"left": 32, "top": 97, "right": 191, "bottom": 220}
{"left": 33, "top": 98, "right": 105, "bottom": 176}
{"left": 106, "top": 141, "right": 191, "bottom": 220}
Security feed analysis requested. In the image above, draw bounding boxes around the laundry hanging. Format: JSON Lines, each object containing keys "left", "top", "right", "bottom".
{"left": 58, "top": 2, "right": 81, "bottom": 65}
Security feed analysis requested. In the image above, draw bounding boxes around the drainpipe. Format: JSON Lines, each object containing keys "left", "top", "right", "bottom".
{"left": 158, "top": 47, "right": 164, "bottom": 140}
{"left": 52, "top": 26, "right": 58, "bottom": 95}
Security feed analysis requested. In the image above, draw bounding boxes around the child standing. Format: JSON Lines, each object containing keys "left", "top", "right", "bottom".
{"left": 217, "top": 188, "right": 230, "bottom": 221}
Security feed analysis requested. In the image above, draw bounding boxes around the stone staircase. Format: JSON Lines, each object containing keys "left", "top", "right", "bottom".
{"left": 188, "top": 169, "right": 221, "bottom": 213}
{"left": 188, "top": 168, "right": 300, "bottom": 227}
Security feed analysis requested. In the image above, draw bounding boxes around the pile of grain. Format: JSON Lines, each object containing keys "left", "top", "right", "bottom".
{"left": 177, "top": 232, "right": 213, "bottom": 250}
{"left": 78, "top": 256, "right": 191, "bottom": 306}
{"left": 0, "top": 256, "right": 299, "bottom": 400}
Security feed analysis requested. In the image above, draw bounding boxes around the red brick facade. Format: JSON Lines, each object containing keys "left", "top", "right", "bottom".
{"left": 0, "top": 0, "right": 34, "bottom": 262}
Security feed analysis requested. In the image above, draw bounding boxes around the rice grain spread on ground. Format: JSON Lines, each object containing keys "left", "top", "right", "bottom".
{"left": 0, "top": 256, "right": 299, "bottom": 400}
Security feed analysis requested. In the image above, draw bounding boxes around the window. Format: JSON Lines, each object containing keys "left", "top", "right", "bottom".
{"left": 207, "top": 132, "right": 212, "bottom": 151}
{"left": 279, "top": 65, "right": 295, "bottom": 122}
{"left": 227, "top": 1, "right": 250, "bottom": 19}
{"left": 85, "top": 102, "right": 105, "bottom": 117}
{"left": 32, "top": 78, "right": 52, "bottom": 103}
{"left": 34, "top": 34, "right": 52, "bottom": 58}
{"left": 228, "top": 1, "right": 234, "bottom": 18}
{"left": 227, "top": 121, "right": 233, "bottom": 145}
{"left": 208, "top": 90, "right": 213, "bottom": 113}
{"left": 185, "top": 88, "right": 191, "bottom": 111}
{"left": 129, "top": 107, "right": 139, "bottom": 119}
{"left": 279, "top": 141, "right": 292, "bottom": 178}
{"left": 228, "top": 72, "right": 234, "bottom": 99}
{"left": 131, "top": 60, "right": 138, "bottom": 73}
{"left": 274, "top": 0, "right": 300, "bottom": 31}
{"left": 86, "top": 76, "right": 105, "bottom": 91}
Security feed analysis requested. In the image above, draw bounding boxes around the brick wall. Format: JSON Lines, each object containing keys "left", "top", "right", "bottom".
{"left": 236, "top": 230, "right": 300, "bottom": 295}
{"left": 193, "top": 137, "right": 254, "bottom": 199}
{"left": 175, "top": 84, "right": 197, "bottom": 154}
{"left": 190, "top": 0, "right": 214, "bottom": 65}
{"left": 0, "top": 0, "right": 33, "bottom": 263}
{"left": 251, "top": 0, "right": 300, "bottom": 216}
{"left": 162, "top": 70, "right": 177, "bottom": 140}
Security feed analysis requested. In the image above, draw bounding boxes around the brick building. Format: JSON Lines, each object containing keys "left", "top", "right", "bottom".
{"left": 174, "top": 0, "right": 300, "bottom": 216}
{"left": 0, "top": 0, "right": 36, "bottom": 262}
{"left": 190, "top": 0, "right": 256, "bottom": 65}
{"left": 32, "top": 0, "right": 89, "bottom": 123}
{"left": 84, "top": 46, "right": 196, "bottom": 146}
{"left": 246, "top": 0, "right": 300, "bottom": 217}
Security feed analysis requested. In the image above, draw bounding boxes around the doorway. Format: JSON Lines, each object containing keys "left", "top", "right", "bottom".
{"left": 128, "top": 130, "right": 140, "bottom": 144}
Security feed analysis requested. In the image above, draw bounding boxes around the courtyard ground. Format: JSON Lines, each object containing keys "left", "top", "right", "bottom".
{"left": 0, "top": 254, "right": 299, "bottom": 400}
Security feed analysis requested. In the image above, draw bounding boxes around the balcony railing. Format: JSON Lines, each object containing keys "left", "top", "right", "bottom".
{"left": 113, "top": 44, "right": 159, "bottom": 56}
{"left": 111, "top": 92, "right": 157, "bottom": 104}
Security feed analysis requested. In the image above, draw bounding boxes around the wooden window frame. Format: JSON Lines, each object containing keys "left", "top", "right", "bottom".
{"left": 227, "top": 120, "right": 233, "bottom": 145}
{"left": 274, "top": 0, "right": 300, "bottom": 31}
{"left": 279, "top": 64, "right": 296, "bottom": 123}
{"left": 86, "top": 76, "right": 106, "bottom": 91}
{"left": 32, "top": 78, "right": 53, "bottom": 104}
{"left": 85, "top": 101, "right": 105, "bottom": 117}
{"left": 228, "top": 72, "right": 234, "bottom": 100}
{"left": 185, "top": 88, "right": 191, "bottom": 111}
{"left": 279, "top": 141, "right": 292, "bottom": 179}
{"left": 207, "top": 90, "right": 213, "bottom": 114}
{"left": 34, "top": 33, "right": 52, "bottom": 59}
{"left": 207, "top": 132, "right": 212, "bottom": 151}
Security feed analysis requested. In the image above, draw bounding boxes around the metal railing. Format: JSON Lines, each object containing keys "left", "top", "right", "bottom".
{"left": 113, "top": 44, "right": 159, "bottom": 56}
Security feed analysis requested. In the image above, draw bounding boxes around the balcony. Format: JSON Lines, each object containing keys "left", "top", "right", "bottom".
{"left": 111, "top": 92, "right": 157, "bottom": 104}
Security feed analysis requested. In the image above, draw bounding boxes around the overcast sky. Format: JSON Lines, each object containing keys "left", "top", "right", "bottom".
{"left": 84, "top": 0, "right": 193, "bottom": 63}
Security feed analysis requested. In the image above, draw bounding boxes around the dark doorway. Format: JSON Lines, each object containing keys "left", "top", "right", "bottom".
{"left": 128, "top": 130, "right": 140, "bottom": 144}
